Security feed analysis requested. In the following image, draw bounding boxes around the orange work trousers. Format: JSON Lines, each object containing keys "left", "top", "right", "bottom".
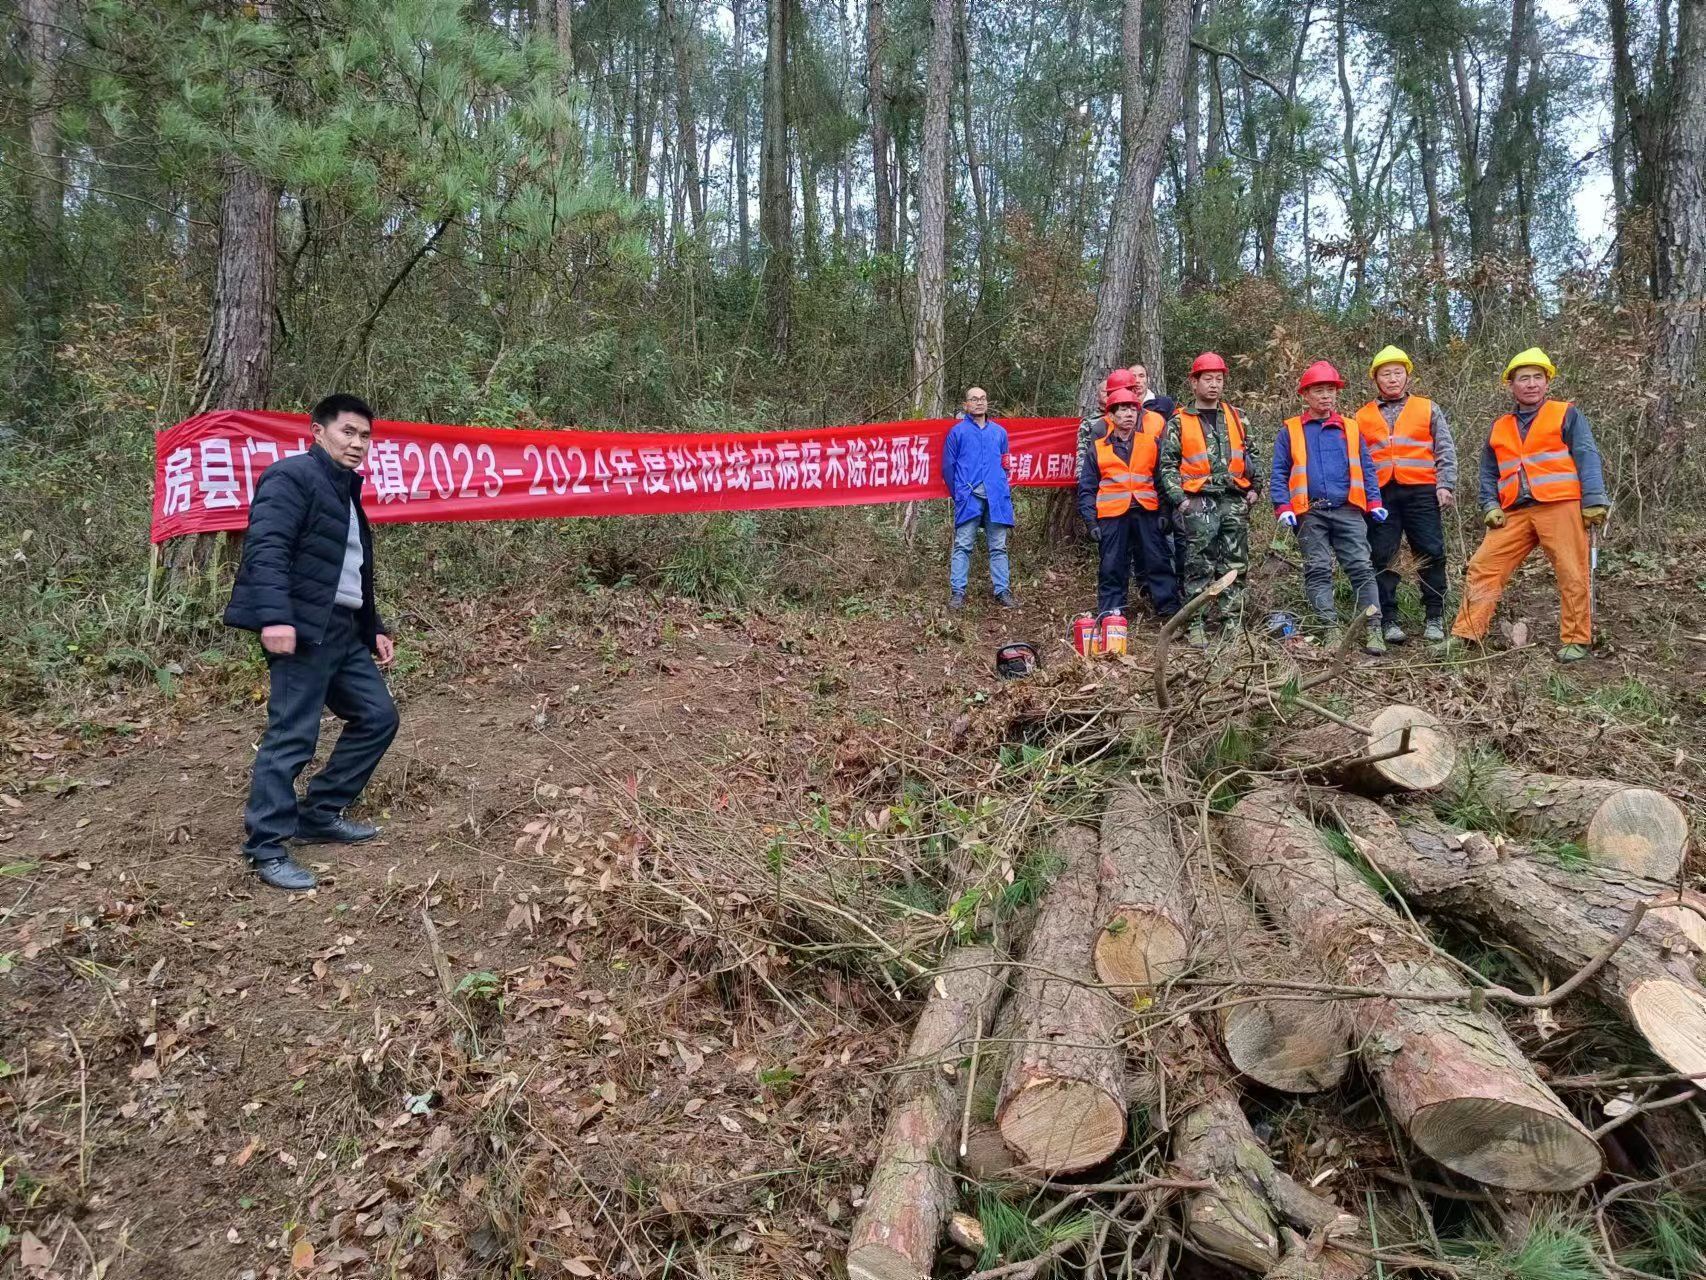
{"left": 1452, "top": 500, "right": 1592, "bottom": 645}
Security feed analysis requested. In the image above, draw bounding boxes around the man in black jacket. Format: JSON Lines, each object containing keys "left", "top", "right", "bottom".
{"left": 225, "top": 393, "right": 399, "bottom": 890}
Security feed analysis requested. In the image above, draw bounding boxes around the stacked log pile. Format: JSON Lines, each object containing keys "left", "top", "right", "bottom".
{"left": 846, "top": 702, "right": 1699, "bottom": 1280}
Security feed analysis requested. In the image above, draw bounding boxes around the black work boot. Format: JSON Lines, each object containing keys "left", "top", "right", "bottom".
{"left": 251, "top": 854, "right": 318, "bottom": 892}
{"left": 294, "top": 814, "right": 379, "bottom": 845}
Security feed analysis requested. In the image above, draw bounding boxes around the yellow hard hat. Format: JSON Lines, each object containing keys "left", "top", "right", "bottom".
{"left": 1368, "top": 345, "right": 1413, "bottom": 378}
{"left": 1503, "top": 347, "right": 1557, "bottom": 381}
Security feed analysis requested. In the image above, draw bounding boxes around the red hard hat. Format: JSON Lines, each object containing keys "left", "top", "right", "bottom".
{"left": 1103, "top": 368, "right": 1138, "bottom": 395}
{"left": 1104, "top": 387, "right": 1141, "bottom": 409}
{"left": 1190, "top": 352, "right": 1228, "bottom": 376}
{"left": 1297, "top": 360, "right": 1346, "bottom": 392}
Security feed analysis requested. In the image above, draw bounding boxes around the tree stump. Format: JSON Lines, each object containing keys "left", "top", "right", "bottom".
{"left": 1273, "top": 704, "right": 1456, "bottom": 794}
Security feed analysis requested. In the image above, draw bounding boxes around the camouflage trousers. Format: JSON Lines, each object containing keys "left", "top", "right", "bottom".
{"left": 1174, "top": 492, "right": 1250, "bottom": 623}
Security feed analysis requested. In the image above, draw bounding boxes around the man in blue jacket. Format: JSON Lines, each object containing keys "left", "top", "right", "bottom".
{"left": 1270, "top": 362, "right": 1389, "bottom": 654}
{"left": 224, "top": 393, "right": 400, "bottom": 891}
{"left": 942, "top": 386, "right": 1017, "bottom": 609}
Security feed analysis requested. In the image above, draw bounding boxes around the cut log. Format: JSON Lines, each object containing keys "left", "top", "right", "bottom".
{"left": 1326, "top": 795, "right": 1706, "bottom": 1084}
{"left": 845, "top": 944, "right": 1008, "bottom": 1280}
{"left": 1221, "top": 789, "right": 1603, "bottom": 1191}
{"left": 1153, "top": 1017, "right": 1368, "bottom": 1278}
{"left": 1094, "top": 782, "right": 1190, "bottom": 989}
{"left": 1189, "top": 874, "right": 1350, "bottom": 1093}
{"left": 1479, "top": 766, "right": 1689, "bottom": 881}
{"left": 997, "top": 824, "right": 1128, "bottom": 1173}
{"left": 1272, "top": 704, "right": 1456, "bottom": 794}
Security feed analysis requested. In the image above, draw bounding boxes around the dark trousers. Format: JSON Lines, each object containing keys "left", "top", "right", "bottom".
{"left": 243, "top": 608, "right": 399, "bottom": 860}
{"left": 1367, "top": 483, "right": 1448, "bottom": 624}
{"left": 1097, "top": 507, "right": 1182, "bottom": 618}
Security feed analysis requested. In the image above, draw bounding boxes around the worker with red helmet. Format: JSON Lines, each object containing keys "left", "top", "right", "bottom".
{"left": 1271, "top": 361, "right": 1389, "bottom": 653}
{"left": 1077, "top": 379, "right": 1181, "bottom": 619}
{"left": 1158, "top": 352, "right": 1262, "bottom": 645}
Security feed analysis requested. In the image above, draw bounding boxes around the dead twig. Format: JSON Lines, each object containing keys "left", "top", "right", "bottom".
{"left": 1154, "top": 570, "right": 1237, "bottom": 711}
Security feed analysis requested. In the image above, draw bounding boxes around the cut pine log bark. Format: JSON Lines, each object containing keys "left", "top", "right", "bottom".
{"left": 1094, "top": 782, "right": 1190, "bottom": 989}
{"left": 1479, "top": 766, "right": 1689, "bottom": 881}
{"left": 997, "top": 824, "right": 1128, "bottom": 1173}
{"left": 1272, "top": 704, "right": 1456, "bottom": 794}
{"left": 1326, "top": 795, "right": 1706, "bottom": 1084}
{"left": 1155, "top": 1017, "right": 1368, "bottom": 1278}
{"left": 1221, "top": 789, "right": 1603, "bottom": 1191}
{"left": 1189, "top": 875, "right": 1350, "bottom": 1093}
{"left": 845, "top": 944, "right": 1008, "bottom": 1280}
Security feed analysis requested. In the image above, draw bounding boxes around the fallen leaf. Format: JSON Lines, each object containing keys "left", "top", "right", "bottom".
{"left": 564, "top": 1261, "right": 597, "bottom": 1278}
{"left": 718, "top": 1114, "right": 743, "bottom": 1134}
{"left": 292, "top": 1238, "right": 316, "bottom": 1270}
{"left": 233, "top": 1136, "right": 260, "bottom": 1167}
{"left": 20, "top": 1232, "right": 52, "bottom": 1271}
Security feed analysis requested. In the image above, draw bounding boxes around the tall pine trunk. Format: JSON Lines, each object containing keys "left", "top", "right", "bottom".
{"left": 759, "top": 0, "right": 793, "bottom": 350}
{"left": 867, "top": 0, "right": 895, "bottom": 266}
{"left": 732, "top": 0, "right": 751, "bottom": 270}
{"left": 662, "top": 0, "right": 705, "bottom": 237}
{"left": 1655, "top": 0, "right": 1706, "bottom": 483}
{"left": 1074, "top": 0, "right": 1193, "bottom": 419}
{"left": 911, "top": 0, "right": 954, "bottom": 419}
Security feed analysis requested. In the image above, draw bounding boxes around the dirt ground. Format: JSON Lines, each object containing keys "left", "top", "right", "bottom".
{"left": 3, "top": 541, "right": 1704, "bottom": 1280}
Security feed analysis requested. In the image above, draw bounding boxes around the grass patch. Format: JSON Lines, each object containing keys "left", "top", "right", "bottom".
{"left": 1587, "top": 676, "right": 1668, "bottom": 722}
{"left": 974, "top": 1189, "right": 1091, "bottom": 1272}
{"left": 1619, "top": 1193, "right": 1706, "bottom": 1277}
{"left": 1447, "top": 1213, "right": 1600, "bottom": 1280}
{"left": 1528, "top": 837, "right": 1591, "bottom": 870}
{"left": 996, "top": 847, "right": 1065, "bottom": 919}
{"left": 1318, "top": 824, "right": 1394, "bottom": 900}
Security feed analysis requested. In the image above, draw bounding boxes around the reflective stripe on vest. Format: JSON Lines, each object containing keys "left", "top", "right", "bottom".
{"left": 1355, "top": 396, "right": 1437, "bottom": 488}
{"left": 1282, "top": 416, "right": 1369, "bottom": 515}
{"left": 1177, "top": 405, "right": 1251, "bottom": 492}
{"left": 1489, "top": 400, "right": 1582, "bottom": 509}
{"left": 1095, "top": 412, "right": 1164, "bottom": 516}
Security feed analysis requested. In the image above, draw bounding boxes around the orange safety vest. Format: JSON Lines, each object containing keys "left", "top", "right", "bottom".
{"left": 1177, "top": 404, "right": 1251, "bottom": 492}
{"left": 1282, "top": 415, "right": 1371, "bottom": 515}
{"left": 1489, "top": 400, "right": 1582, "bottom": 510}
{"left": 1095, "top": 411, "right": 1165, "bottom": 516}
{"left": 1355, "top": 396, "right": 1437, "bottom": 488}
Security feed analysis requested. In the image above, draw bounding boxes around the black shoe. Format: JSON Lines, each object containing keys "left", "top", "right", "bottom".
{"left": 251, "top": 855, "right": 318, "bottom": 892}
{"left": 294, "top": 815, "right": 378, "bottom": 845}
{"left": 996, "top": 590, "right": 1017, "bottom": 608}
{"left": 948, "top": 592, "right": 966, "bottom": 611}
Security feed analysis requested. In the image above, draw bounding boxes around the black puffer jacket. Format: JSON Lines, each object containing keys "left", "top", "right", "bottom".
{"left": 224, "top": 444, "right": 387, "bottom": 650}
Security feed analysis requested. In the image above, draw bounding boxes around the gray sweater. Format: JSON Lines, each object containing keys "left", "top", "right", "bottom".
{"left": 1367, "top": 395, "right": 1458, "bottom": 493}
{"left": 1476, "top": 402, "right": 1609, "bottom": 513}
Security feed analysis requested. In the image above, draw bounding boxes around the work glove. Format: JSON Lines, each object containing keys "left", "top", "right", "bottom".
{"left": 1582, "top": 505, "right": 1609, "bottom": 528}
{"left": 1370, "top": 506, "right": 1389, "bottom": 523}
{"left": 1085, "top": 521, "right": 1102, "bottom": 544}
{"left": 1243, "top": 488, "right": 1261, "bottom": 508}
{"left": 1484, "top": 508, "right": 1506, "bottom": 529}
{"left": 1277, "top": 509, "right": 1298, "bottom": 529}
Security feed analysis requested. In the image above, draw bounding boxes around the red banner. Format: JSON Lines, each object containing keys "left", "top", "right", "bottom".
{"left": 151, "top": 410, "right": 1082, "bottom": 543}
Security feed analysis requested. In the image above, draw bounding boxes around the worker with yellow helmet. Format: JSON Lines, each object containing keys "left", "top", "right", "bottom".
{"left": 1353, "top": 346, "right": 1458, "bottom": 643}
{"left": 1446, "top": 348, "right": 1610, "bottom": 662}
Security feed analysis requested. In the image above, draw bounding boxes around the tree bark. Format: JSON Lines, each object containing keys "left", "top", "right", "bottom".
{"left": 22, "top": 0, "right": 65, "bottom": 313}
{"left": 867, "top": 0, "right": 894, "bottom": 261}
{"left": 1136, "top": 205, "right": 1166, "bottom": 393}
{"left": 1327, "top": 796, "right": 1706, "bottom": 1083}
{"left": 732, "top": 0, "right": 751, "bottom": 270}
{"left": 1074, "top": 0, "right": 1193, "bottom": 419}
{"left": 661, "top": 0, "right": 705, "bottom": 237}
{"left": 996, "top": 825, "right": 1128, "bottom": 1173}
{"left": 1478, "top": 766, "right": 1689, "bottom": 881}
{"left": 554, "top": 0, "right": 573, "bottom": 65}
{"left": 759, "top": 0, "right": 793, "bottom": 349}
{"left": 909, "top": 0, "right": 954, "bottom": 418}
{"left": 956, "top": 0, "right": 990, "bottom": 292}
{"left": 1093, "top": 781, "right": 1191, "bottom": 990}
{"left": 1655, "top": 0, "right": 1706, "bottom": 476}
{"left": 194, "top": 3, "right": 279, "bottom": 415}
{"left": 845, "top": 945, "right": 1008, "bottom": 1280}
{"left": 1271, "top": 705, "right": 1457, "bottom": 795}
{"left": 1189, "top": 874, "right": 1350, "bottom": 1094}
{"left": 1221, "top": 790, "right": 1603, "bottom": 1191}
{"left": 1416, "top": 100, "right": 1453, "bottom": 340}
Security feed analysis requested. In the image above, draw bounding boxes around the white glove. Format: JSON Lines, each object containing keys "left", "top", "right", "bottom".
{"left": 1277, "top": 510, "right": 1298, "bottom": 529}
{"left": 1370, "top": 506, "right": 1389, "bottom": 523}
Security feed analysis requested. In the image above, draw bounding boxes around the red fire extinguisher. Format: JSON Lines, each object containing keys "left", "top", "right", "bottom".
{"left": 1072, "top": 612, "right": 1098, "bottom": 656}
{"left": 1097, "top": 610, "right": 1128, "bottom": 656}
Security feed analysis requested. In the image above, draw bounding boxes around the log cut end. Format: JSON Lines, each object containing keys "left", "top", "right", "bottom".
{"left": 1629, "top": 979, "right": 1706, "bottom": 1081}
{"left": 1094, "top": 908, "right": 1189, "bottom": 988}
{"left": 845, "top": 1241, "right": 924, "bottom": 1280}
{"left": 1584, "top": 788, "right": 1690, "bottom": 881}
{"left": 1224, "top": 999, "right": 1351, "bottom": 1093}
{"left": 1367, "top": 705, "right": 1455, "bottom": 792}
{"left": 997, "top": 1077, "right": 1126, "bottom": 1173}
{"left": 1409, "top": 1096, "right": 1603, "bottom": 1191}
